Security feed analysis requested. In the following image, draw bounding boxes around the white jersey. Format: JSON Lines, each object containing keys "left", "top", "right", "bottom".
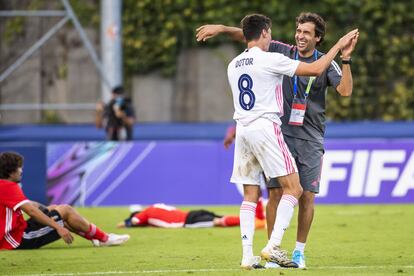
{"left": 227, "top": 46, "right": 299, "bottom": 126}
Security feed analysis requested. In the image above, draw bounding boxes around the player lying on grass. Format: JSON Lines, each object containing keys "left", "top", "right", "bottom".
{"left": 0, "top": 151, "right": 130, "bottom": 250}
{"left": 117, "top": 203, "right": 265, "bottom": 229}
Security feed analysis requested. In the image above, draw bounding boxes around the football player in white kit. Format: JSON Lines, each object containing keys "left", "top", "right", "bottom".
{"left": 227, "top": 14, "right": 358, "bottom": 269}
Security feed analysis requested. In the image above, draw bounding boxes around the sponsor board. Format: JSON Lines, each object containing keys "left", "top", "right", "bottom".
{"left": 46, "top": 140, "right": 414, "bottom": 205}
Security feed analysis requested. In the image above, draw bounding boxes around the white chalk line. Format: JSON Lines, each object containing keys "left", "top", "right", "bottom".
{"left": 6, "top": 265, "right": 414, "bottom": 276}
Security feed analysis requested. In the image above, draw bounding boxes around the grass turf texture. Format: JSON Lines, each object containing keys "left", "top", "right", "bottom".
{"left": 1, "top": 204, "right": 413, "bottom": 276}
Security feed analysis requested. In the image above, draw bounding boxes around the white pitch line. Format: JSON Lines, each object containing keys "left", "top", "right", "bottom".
{"left": 6, "top": 265, "right": 414, "bottom": 276}
{"left": 5, "top": 268, "right": 238, "bottom": 276}
{"left": 313, "top": 265, "right": 414, "bottom": 269}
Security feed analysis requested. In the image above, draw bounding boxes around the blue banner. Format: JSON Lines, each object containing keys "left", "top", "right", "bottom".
{"left": 46, "top": 140, "right": 414, "bottom": 206}
{"left": 0, "top": 143, "right": 47, "bottom": 204}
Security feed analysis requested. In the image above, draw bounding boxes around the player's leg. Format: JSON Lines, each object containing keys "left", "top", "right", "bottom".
{"left": 254, "top": 121, "right": 301, "bottom": 268}
{"left": 261, "top": 173, "right": 302, "bottom": 268}
{"left": 263, "top": 173, "right": 302, "bottom": 248}
{"left": 213, "top": 216, "right": 239, "bottom": 226}
{"left": 240, "top": 184, "right": 262, "bottom": 269}
{"left": 255, "top": 173, "right": 266, "bottom": 221}
{"left": 50, "top": 204, "right": 129, "bottom": 246}
{"left": 214, "top": 214, "right": 266, "bottom": 228}
{"left": 297, "top": 191, "right": 315, "bottom": 242}
{"left": 262, "top": 184, "right": 283, "bottom": 269}
{"left": 293, "top": 191, "right": 314, "bottom": 268}
{"left": 238, "top": 181, "right": 265, "bottom": 221}
{"left": 48, "top": 205, "right": 89, "bottom": 233}
{"left": 230, "top": 122, "right": 264, "bottom": 269}
{"left": 265, "top": 182, "right": 283, "bottom": 239}
{"left": 292, "top": 139, "right": 323, "bottom": 268}
{"left": 16, "top": 209, "right": 64, "bottom": 249}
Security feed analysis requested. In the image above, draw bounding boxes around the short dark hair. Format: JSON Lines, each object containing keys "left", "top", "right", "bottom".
{"left": 0, "top": 152, "right": 24, "bottom": 179}
{"left": 241, "top": 14, "right": 272, "bottom": 42}
{"left": 112, "top": 86, "right": 124, "bottom": 95}
{"left": 296, "top": 12, "right": 326, "bottom": 46}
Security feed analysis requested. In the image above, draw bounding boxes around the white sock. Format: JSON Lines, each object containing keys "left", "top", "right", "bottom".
{"left": 295, "top": 241, "right": 306, "bottom": 253}
{"left": 240, "top": 201, "right": 257, "bottom": 259}
{"left": 268, "top": 194, "right": 298, "bottom": 248}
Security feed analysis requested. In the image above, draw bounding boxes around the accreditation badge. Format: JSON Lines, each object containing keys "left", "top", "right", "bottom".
{"left": 288, "top": 97, "right": 307, "bottom": 126}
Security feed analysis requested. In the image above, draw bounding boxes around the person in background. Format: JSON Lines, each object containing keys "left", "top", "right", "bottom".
{"left": 95, "top": 86, "right": 135, "bottom": 141}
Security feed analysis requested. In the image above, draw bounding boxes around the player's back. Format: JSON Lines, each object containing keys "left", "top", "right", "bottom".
{"left": 145, "top": 204, "right": 188, "bottom": 228}
{"left": 227, "top": 47, "right": 299, "bottom": 125}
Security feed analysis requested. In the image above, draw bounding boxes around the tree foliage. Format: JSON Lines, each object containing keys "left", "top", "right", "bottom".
{"left": 120, "top": 0, "right": 414, "bottom": 120}
{"left": 4, "top": 0, "right": 413, "bottom": 120}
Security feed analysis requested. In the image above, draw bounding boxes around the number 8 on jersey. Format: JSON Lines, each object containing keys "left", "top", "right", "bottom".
{"left": 238, "top": 74, "right": 255, "bottom": 110}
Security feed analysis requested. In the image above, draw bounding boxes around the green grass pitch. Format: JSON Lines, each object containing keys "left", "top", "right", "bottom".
{"left": 1, "top": 204, "right": 413, "bottom": 275}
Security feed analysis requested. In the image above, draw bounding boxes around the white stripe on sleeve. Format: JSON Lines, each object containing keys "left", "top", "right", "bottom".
{"left": 331, "top": 60, "right": 342, "bottom": 76}
{"left": 13, "top": 199, "right": 30, "bottom": 211}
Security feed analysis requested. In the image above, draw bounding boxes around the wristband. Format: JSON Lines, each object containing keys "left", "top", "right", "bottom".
{"left": 342, "top": 59, "right": 352, "bottom": 65}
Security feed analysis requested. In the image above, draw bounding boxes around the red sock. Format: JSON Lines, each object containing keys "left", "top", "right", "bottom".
{"left": 77, "top": 231, "right": 92, "bottom": 240}
{"left": 81, "top": 224, "right": 108, "bottom": 242}
{"left": 221, "top": 216, "right": 240, "bottom": 227}
{"left": 255, "top": 199, "right": 265, "bottom": 220}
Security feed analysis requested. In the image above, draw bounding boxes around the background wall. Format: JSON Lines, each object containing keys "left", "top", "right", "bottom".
{"left": 1, "top": 1, "right": 413, "bottom": 124}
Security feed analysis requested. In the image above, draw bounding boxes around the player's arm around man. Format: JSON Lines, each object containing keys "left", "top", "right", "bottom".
{"left": 196, "top": 24, "right": 358, "bottom": 76}
{"left": 196, "top": 24, "right": 245, "bottom": 42}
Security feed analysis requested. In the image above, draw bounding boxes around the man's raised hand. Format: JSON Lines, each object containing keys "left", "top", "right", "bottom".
{"left": 196, "top": 25, "right": 222, "bottom": 42}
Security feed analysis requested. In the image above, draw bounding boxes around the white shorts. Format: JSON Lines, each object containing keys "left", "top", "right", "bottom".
{"left": 230, "top": 118, "right": 297, "bottom": 185}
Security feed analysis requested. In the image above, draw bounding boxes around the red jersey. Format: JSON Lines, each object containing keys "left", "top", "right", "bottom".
{"left": 132, "top": 204, "right": 188, "bottom": 228}
{"left": 0, "top": 180, "right": 29, "bottom": 250}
